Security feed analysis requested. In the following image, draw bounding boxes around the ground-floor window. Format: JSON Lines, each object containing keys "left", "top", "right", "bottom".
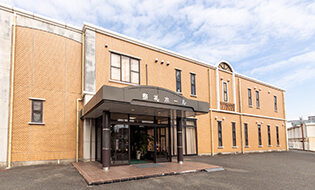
{"left": 276, "top": 126, "right": 280, "bottom": 146}
{"left": 171, "top": 119, "right": 197, "bottom": 156}
{"left": 258, "top": 124, "right": 262, "bottom": 146}
{"left": 218, "top": 121, "right": 223, "bottom": 147}
{"left": 244, "top": 123, "right": 249, "bottom": 146}
{"left": 268, "top": 125, "right": 271, "bottom": 146}
{"left": 111, "top": 124, "right": 129, "bottom": 165}
{"left": 232, "top": 122, "right": 236, "bottom": 147}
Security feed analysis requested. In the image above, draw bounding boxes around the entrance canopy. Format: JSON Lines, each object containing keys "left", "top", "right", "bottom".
{"left": 81, "top": 85, "right": 209, "bottom": 119}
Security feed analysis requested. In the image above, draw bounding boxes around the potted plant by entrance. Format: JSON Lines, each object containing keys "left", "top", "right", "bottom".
{"left": 139, "top": 133, "right": 153, "bottom": 160}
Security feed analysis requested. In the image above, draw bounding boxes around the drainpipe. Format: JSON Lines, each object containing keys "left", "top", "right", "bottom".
{"left": 238, "top": 79, "right": 244, "bottom": 154}
{"left": 7, "top": 13, "right": 17, "bottom": 169}
{"left": 76, "top": 32, "right": 85, "bottom": 162}
{"left": 208, "top": 69, "right": 214, "bottom": 156}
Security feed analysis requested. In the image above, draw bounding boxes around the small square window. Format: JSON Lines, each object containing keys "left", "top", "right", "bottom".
{"left": 31, "top": 100, "right": 43, "bottom": 123}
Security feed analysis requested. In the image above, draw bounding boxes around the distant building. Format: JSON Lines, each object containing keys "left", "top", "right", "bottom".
{"left": 287, "top": 116, "right": 315, "bottom": 151}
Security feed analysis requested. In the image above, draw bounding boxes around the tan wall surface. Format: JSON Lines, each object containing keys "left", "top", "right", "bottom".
{"left": 12, "top": 27, "right": 82, "bottom": 162}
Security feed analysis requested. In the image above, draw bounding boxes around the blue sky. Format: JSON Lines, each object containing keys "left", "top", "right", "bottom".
{"left": 2, "top": 0, "right": 315, "bottom": 120}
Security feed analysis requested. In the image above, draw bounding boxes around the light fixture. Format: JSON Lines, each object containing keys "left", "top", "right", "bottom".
{"left": 215, "top": 116, "right": 218, "bottom": 120}
{"left": 268, "top": 91, "right": 271, "bottom": 94}
{"left": 105, "top": 44, "right": 108, "bottom": 48}
{"left": 131, "top": 108, "right": 135, "bottom": 112}
{"left": 227, "top": 79, "right": 230, "bottom": 82}
{"left": 161, "top": 60, "right": 164, "bottom": 64}
{"left": 261, "top": 121, "right": 264, "bottom": 124}
{"left": 259, "top": 88, "right": 262, "bottom": 91}
{"left": 256, "top": 121, "right": 259, "bottom": 124}
{"left": 254, "top": 86, "right": 257, "bottom": 89}
{"left": 155, "top": 58, "right": 158, "bottom": 62}
{"left": 222, "top": 117, "right": 225, "bottom": 120}
{"left": 221, "top": 77, "right": 223, "bottom": 80}
{"left": 167, "top": 61, "right": 170, "bottom": 66}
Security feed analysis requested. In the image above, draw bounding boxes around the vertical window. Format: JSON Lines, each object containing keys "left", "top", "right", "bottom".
{"left": 223, "top": 82, "right": 228, "bottom": 102}
{"left": 176, "top": 69, "right": 181, "bottom": 93}
{"left": 31, "top": 100, "right": 43, "bottom": 123}
{"left": 276, "top": 126, "right": 280, "bottom": 146}
{"left": 268, "top": 125, "right": 271, "bottom": 146}
{"left": 232, "top": 122, "right": 236, "bottom": 147}
{"left": 248, "top": 89, "right": 252, "bottom": 106}
{"left": 218, "top": 121, "right": 223, "bottom": 147}
{"left": 274, "top": 96, "right": 278, "bottom": 111}
{"left": 258, "top": 124, "right": 262, "bottom": 146}
{"left": 190, "top": 73, "right": 196, "bottom": 95}
{"left": 256, "top": 91, "right": 260, "bottom": 108}
{"left": 244, "top": 123, "right": 249, "bottom": 146}
{"left": 185, "top": 119, "right": 197, "bottom": 155}
{"left": 110, "top": 53, "right": 140, "bottom": 84}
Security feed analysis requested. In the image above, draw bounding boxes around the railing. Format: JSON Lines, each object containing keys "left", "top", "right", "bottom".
{"left": 220, "top": 101, "right": 235, "bottom": 111}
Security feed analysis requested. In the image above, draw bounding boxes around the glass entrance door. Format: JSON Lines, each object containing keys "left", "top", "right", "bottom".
{"left": 155, "top": 126, "right": 169, "bottom": 162}
{"left": 110, "top": 124, "right": 129, "bottom": 165}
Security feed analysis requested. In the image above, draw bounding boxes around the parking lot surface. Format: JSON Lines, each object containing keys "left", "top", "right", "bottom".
{"left": 0, "top": 150, "right": 314, "bottom": 190}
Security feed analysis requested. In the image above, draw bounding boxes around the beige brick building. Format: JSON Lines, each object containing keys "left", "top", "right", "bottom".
{"left": 0, "top": 4, "right": 287, "bottom": 168}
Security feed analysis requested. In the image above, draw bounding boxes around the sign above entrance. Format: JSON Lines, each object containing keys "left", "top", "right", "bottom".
{"left": 81, "top": 85, "right": 209, "bottom": 119}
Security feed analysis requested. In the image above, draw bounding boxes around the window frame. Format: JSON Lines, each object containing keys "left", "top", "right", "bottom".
{"left": 30, "top": 99, "right": 44, "bottom": 124}
{"left": 223, "top": 81, "right": 228, "bottom": 102}
{"left": 274, "top": 95, "right": 278, "bottom": 112}
{"left": 248, "top": 88, "right": 252, "bottom": 107}
{"left": 258, "top": 124, "right": 262, "bottom": 146}
{"left": 276, "top": 126, "right": 280, "bottom": 146}
{"left": 110, "top": 52, "right": 140, "bottom": 85}
{"left": 175, "top": 69, "right": 182, "bottom": 93}
{"left": 218, "top": 121, "right": 223, "bottom": 148}
{"left": 267, "top": 125, "right": 271, "bottom": 146}
{"left": 232, "top": 122, "right": 236, "bottom": 147}
{"left": 190, "top": 73, "right": 196, "bottom": 96}
{"left": 256, "top": 91, "right": 260, "bottom": 108}
{"left": 244, "top": 123, "right": 249, "bottom": 147}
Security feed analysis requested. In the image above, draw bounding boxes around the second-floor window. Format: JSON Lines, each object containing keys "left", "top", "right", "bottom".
{"left": 176, "top": 69, "right": 181, "bottom": 93}
{"left": 110, "top": 53, "right": 140, "bottom": 84}
{"left": 31, "top": 100, "right": 44, "bottom": 123}
{"left": 256, "top": 91, "right": 260, "bottom": 108}
{"left": 274, "top": 96, "right": 278, "bottom": 111}
{"left": 191, "top": 73, "right": 196, "bottom": 95}
{"left": 248, "top": 89, "right": 252, "bottom": 107}
{"left": 223, "top": 82, "right": 228, "bottom": 102}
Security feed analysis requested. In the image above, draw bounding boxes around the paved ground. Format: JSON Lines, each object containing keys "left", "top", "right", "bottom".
{"left": 0, "top": 150, "right": 314, "bottom": 190}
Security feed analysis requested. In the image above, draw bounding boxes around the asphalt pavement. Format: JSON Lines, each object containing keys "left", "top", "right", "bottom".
{"left": 0, "top": 150, "right": 314, "bottom": 190}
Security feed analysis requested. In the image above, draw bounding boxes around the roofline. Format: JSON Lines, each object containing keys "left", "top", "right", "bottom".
{"left": 0, "top": 3, "right": 82, "bottom": 33}
{"left": 0, "top": 3, "right": 286, "bottom": 92}
{"left": 83, "top": 22, "right": 216, "bottom": 70}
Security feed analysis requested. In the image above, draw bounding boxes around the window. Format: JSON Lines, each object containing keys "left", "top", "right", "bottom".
{"left": 232, "top": 122, "right": 236, "bottom": 147}
{"left": 176, "top": 69, "right": 181, "bottom": 93}
{"left": 190, "top": 73, "right": 196, "bottom": 95}
{"left": 258, "top": 124, "right": 262, "bottom": 146}
{"left": 184, "top": 119, "right": 197, "bottom": 155}
{"left": 256, "top": 91, "right": 260, "bottom": 108}
{"left": 223, "top": 82, "right": 228, "bottom": 102}
{"left": 248, "top": 89, "right": 252, "bottom": 107}
{"left": 268, "top": 125, "right": 271, "bottom": 146}
{"left": 31, "top": 100, "right": 43, "bottom": 123}
{"left": 110, "top": 53, "right": 140, "bottom": 84}
{"left": 276, "top": 126, "right": 280, "bottom": 146}
{"left": 274, "top": 96, "right": 278, "bottom": 111}
{"left": 244, "top": 123, "right": 249, "bottom": 146}
{"left": 218, "top": 121, "right": 223, "bottom": 147}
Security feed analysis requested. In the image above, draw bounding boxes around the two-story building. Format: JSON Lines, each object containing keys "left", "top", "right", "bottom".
{"left": 0, "top": 4, "right": 287, "bottom": 169}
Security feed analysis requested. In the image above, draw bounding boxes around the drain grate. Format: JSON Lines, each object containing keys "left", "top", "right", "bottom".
{"left": 132, "top": 163, "right": 165, "bottom": 168}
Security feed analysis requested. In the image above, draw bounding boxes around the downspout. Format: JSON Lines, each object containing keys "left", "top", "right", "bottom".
{"left": 208, "top": 69, "right": 214, "bottom": 156}
{"left": 76, "top": 32, "right": 85, "bottom": 162}
{"left": 282, "top": 92, "right": 289, "bottom": 151}
{"left": 239, "top": 78, "right": 244, "bottom": 154}
{"left": 7, "top": 13, "right": 17, "bottom": 169}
